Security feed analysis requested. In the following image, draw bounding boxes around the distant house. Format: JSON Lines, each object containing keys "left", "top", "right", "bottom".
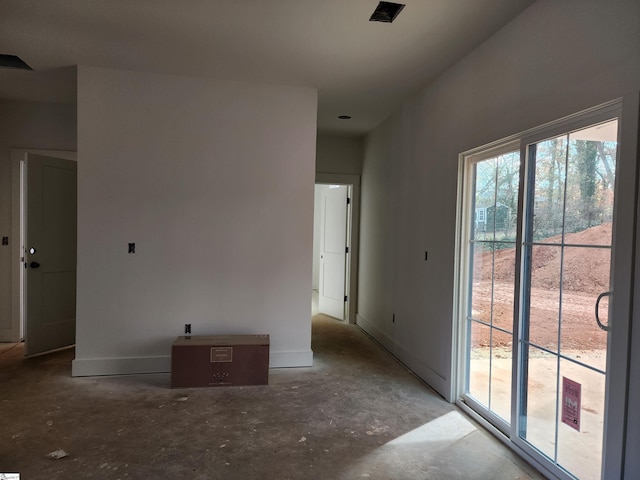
{"left": 475, "top": 203, "right": 512, "bottom": 233}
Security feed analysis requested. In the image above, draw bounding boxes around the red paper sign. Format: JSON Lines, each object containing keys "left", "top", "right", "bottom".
{"left": 562, "top": 377, "right": 581, "bottom": 431}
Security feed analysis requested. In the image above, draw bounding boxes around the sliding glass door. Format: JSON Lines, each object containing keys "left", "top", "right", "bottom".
{"left": 517, "top": 120, "right": 617, "bottom": 479}
{"left": 459, "top": 105, "right": 628, "bottom": 480}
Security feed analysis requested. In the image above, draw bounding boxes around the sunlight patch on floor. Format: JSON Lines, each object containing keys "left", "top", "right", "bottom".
{"left": 336, "top": 411, "right": 490, "bottom": 480}
{"left": 386, "top": 410, "right": 477, "bottom": 446}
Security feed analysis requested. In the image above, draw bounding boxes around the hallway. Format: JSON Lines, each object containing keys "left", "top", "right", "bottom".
{"left": 0, "top": 316, "right": 542, "bottom": 479}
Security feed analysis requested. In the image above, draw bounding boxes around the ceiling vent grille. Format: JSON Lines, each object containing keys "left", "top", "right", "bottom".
{"left": 0, "top": 54, "right": 32, "bottom": 71}
{"left": 369, "top": 2, "right": 406, "bottom": 23}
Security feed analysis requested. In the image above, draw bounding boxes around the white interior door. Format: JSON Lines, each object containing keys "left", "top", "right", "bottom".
{"left": 319, "top": 185, "right": 348, "bottom": 320}
{"left": 24, "top": 153, "right": 77, "bottom": 356}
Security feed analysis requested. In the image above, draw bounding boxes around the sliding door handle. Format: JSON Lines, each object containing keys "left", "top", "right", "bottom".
{"left": 595, "top": 291, "right": 612, "bottom": 332}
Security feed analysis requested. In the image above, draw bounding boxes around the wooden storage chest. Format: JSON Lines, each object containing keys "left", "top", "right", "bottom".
{"left": 171, "top": 334, "right": 269, "bottom": 388}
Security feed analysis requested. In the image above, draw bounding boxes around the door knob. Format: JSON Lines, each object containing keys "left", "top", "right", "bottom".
{"left": 29, "top": 261, "right": 40, "bottom": 269}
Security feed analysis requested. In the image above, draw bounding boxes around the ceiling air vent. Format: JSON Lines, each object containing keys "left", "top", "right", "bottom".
{"left": 0, "top": 54, "right": 32, "bottom": 71}
{"left": 369, "top": 2, "right": 406, "bottom": 23}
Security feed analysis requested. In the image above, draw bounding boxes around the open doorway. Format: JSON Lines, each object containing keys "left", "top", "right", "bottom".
{"left": 313, "top": 184, "right": 349, "bottom": 321}
{"left": 312, "top": 174, "right": 360, "bottom": 324}
{"left": 10, "top": 148, "right": 77, "bottom": 356}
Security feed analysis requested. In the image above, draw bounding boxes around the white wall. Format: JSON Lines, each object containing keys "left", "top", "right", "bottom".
{"left": 358, "top": 0, "right": 640, "bottom": 446}
{"left": 74, "top": 66, "right": 317, "bottom": 375}
{"left": 0, "top": 100, "right": 77, "bottom": 341}
{"left": 316, "top": 134, "right": 363, "bottom": 175}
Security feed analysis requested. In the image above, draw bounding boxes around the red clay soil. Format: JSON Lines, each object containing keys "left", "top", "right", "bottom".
{"left": 471, "top": 223, "right": 612, "bottom": 350}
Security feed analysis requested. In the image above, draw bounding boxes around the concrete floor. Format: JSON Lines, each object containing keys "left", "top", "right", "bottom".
{"left": 0, "top": 315, "right": 544, "bottom": 480}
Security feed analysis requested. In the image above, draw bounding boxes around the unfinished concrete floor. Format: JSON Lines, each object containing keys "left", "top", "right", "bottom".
{"left": 0, "top": 316, "right": 544, "bottom": 480}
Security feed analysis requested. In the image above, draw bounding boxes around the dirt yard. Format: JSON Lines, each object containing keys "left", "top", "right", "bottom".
{"left": 470, "top": 222, "right": 612, "bottom": 351}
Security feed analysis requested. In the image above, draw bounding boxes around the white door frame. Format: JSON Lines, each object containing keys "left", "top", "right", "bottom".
{"left": 9, "top": 148, "right": 77, "bottom": 343}
{"left": 315, "top": 173, "right": 360, "bottom": 324}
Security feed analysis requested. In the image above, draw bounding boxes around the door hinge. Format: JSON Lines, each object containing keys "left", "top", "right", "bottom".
{"left": 345, "top": 246, "right": 349, "bottom": 254}
{"left": 344, "top": 295, "right": 348, "bottom": 302}
{"left": 347, "top": 197, "right": 351, "bottom": 205}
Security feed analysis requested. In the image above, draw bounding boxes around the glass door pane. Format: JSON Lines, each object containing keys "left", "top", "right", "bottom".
{"left": 518, "top": 119, "right": 618, "bottom": 479}
{"left": 465, "top": 150, "right": 520, "bottom": 423}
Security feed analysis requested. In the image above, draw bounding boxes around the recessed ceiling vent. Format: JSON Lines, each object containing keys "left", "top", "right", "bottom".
{"left": 0, "top": 54, "right": 33, "bottom": 71}
{"left": 369, "top": 2, "right": 406, "bottom": 23}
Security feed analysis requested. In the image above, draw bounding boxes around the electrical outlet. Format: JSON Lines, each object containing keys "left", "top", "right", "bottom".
{"left": 185, "top": 324, "right": 191, "bottom": 334}
{"left": 128, "top": 242, "right": 135, "bottom": 254}
{"left": 1, "top": 236, "right": 8, "bottom": 246}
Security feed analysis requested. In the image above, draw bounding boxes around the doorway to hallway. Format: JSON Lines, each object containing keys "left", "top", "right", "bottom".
{"left": 313, "top": 184, "right": 349, "bottom": 321}
{"left": 9, "top": 149, "right": 77, "bottom": 356}
{"left": 311, "top": 174, "right": 360, "bottom": 324}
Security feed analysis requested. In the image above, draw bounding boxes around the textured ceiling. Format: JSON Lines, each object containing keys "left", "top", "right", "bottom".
{"left": 0, "top": 0, "right": 535, "bottom": 135}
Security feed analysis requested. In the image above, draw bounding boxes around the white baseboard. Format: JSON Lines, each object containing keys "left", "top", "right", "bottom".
{"left": 356, "top": 313, "right": 449, "bottom": 398}
{"left": 270, "top": 349, "right": 314, "bottom": 368}
{"left": 72, "top": 349, "right": 314, "bottom": 377}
